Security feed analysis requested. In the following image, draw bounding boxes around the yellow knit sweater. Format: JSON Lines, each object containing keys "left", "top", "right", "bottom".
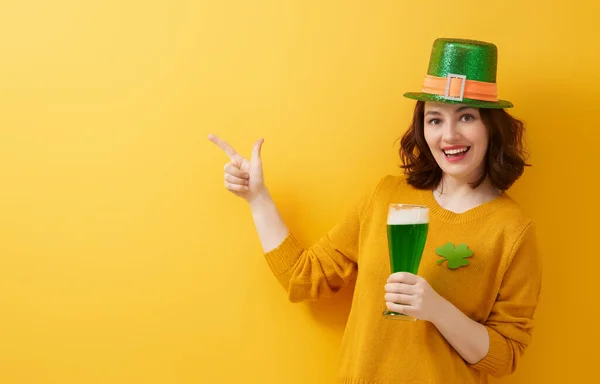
{"left": 264, "top": 174, "right": 542, "bottom": 384}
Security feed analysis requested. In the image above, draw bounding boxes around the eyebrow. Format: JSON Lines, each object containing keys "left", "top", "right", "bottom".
{"left": 425, "top": 106, "right": 476, "bottom": 116}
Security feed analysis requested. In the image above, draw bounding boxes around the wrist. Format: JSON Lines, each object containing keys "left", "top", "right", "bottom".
{"left": 431, "top": 295, "right": 454, "bottom": 326}
{"left": 248, "top": 188, "right": 272, "bottom": 211}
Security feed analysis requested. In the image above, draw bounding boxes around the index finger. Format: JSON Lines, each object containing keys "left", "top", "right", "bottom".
{"left": 387, "top": 272, "right": 419, "bottom": 285}
{"left": 208, "top": 134, "right": 241, "bottom": 161}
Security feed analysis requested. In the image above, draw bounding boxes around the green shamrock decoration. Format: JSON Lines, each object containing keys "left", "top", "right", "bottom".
{"left": 436, "top": 242, "right": 473, "bottom": 269}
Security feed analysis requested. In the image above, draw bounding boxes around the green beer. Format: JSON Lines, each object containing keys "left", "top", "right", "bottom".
{"left": 383, "top": 204, "right": 429, "bottom": 320}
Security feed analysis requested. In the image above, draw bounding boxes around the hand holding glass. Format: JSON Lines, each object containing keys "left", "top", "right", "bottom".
{"left": 383, "top": 204, "right": 429, "bottom": 321}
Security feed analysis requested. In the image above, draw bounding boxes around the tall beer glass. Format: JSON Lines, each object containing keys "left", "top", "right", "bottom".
{"left": 383, "top": 204, "right": 429, "bottom": 321}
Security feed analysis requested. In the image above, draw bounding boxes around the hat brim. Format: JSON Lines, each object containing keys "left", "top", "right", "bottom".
{"left": 403, "top": 92, "right": 513, "bottom": 109}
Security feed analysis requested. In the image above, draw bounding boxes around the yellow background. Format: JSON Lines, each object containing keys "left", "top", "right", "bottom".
{"left": 0, "top": 1, "right": 597, "bottom": 383}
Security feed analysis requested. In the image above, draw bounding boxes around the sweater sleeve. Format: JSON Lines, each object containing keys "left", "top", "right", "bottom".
{"left": 469, "top": 222, "right": 543, "bottom": 377}
{"left": 263, "top": 176, "right": 386, "bottom": 303}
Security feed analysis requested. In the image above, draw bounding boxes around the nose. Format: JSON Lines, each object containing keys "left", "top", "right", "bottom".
{"left": 442, "top": 120, "right": 461, "bottom": 142}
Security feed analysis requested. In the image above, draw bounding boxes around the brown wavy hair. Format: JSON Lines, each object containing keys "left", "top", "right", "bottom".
{"left": 399, "top": 101, "right": 530, "bottom": 191}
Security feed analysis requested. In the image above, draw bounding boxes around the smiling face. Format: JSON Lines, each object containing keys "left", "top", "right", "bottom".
{"left": 423, "top": 102, "right": 489, "bottom": 183}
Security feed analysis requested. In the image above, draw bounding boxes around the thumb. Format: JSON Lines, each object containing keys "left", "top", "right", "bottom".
{"left": 251, "top": 138, "right": 264, "bottom": 163}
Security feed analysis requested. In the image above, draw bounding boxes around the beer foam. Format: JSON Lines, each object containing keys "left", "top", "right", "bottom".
{"left": 387, "top": 208, "right": 429, "bottom": 225}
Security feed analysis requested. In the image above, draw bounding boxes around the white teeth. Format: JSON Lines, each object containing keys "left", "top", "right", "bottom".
{"left": 443, "top": 147, "right": 469, "bottom": 155}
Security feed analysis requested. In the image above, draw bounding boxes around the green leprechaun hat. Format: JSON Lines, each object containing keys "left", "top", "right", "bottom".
{"left": 404, "top": 38, "right": 513, "bottom": 109}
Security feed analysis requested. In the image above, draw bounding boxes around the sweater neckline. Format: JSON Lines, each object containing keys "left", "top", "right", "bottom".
{"left": 419, "top": 188, "right": 511, "bottom": 224}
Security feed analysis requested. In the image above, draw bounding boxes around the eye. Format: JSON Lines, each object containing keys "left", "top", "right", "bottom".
{"left": 428, "top": 118, "right": 442, "bottom": 125}
{"left": 460, "top": 114, "right": 475, "bottom": 122}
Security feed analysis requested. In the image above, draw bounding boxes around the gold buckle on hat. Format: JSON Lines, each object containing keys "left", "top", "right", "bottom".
{"left": 444, "top": 73, "right": 467, "bottom": 101}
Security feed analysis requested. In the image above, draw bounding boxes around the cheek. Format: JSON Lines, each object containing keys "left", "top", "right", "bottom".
{"left": 472, "top": 127, "right": 489, "bottom": 162}
{"left": 423, "top": 129, "right": 437, "bottom": 151}
{"left": 470, "top": 123, "right": 489, "bottom": 150}
{"left": 478, "top": 132, "right": 490, "bottom": 153}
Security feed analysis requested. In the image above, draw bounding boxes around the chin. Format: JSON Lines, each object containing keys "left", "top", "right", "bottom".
{"left": 439, "top": 166, "right": 481, "bottom": 182}
{"left": 436, "top": 154, "right": 485, "bottom": 181}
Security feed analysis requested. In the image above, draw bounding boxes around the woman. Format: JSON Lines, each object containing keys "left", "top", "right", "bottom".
{"left": 208, "top": 38, "right": 542, "bottom": 384}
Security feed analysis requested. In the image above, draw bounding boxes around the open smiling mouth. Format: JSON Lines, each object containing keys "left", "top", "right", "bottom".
{"left": 443, "top": 147, "right": 470, "bottom": 158}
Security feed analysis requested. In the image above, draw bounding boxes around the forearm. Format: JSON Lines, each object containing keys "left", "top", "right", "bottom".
{"left": 432, "top": 299, "right": 490, "bottom": 364}
{"left": 248, "top": 189, "right": 290, "bottom": 253}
